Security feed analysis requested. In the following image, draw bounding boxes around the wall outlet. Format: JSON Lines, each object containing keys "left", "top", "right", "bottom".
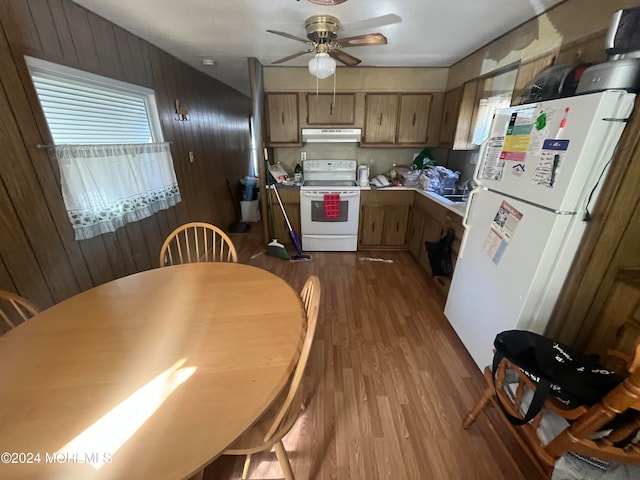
{"left": 300, "top": 151, "right": 306, "bottom": 161}
{"left": 188, "top": 151, "right": 195, "bottom": 163}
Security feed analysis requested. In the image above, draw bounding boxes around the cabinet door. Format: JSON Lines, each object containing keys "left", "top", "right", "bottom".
{"left": 359, "top": 205, "right": 385, "bottom": 246}
{"left": 307, "top": 93, "right": 355, "bottom": 125}
{"left": 266, "top": 93, "right": 299, "bottom": 144}
{"left": 397, "top": 94, "right": 432, "bottom": 145}
{"left": 270, "top": 190, "right": 300, "bottom": 245}
{"left": 407, "top": 208, "right": 425, "bottom": 260}
{"left": 426, "top": 92, "right": 444, "bottom": 148}
{"left": 363, "top": 94, "right": 398, "bottom": 144}
{"left": 438, "top": 87, "right": 462, "bottom": 146}
{"left": 417, "top": 197, "right": 447, "bottom": 276}
{"left": 452, "top": 79, "right": 479, "bottom": 150}
{"left": 383, "top": 205, "right": 410, "bottom": 246}
{"left": 434, "top": 212, "right": 465, "bottom": 296}
{"left": 444, "top": 212, "right": 464, "bottom": 273}
{"left": 418, "top": 211, "right": 444, "bottom": 274}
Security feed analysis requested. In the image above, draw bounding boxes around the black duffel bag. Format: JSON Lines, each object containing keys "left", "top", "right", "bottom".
{"left": 425, "top": 229, "right": 454, "bottom": 276}
{"left": 492, "top": 330, "right": 623, "bottom": 426}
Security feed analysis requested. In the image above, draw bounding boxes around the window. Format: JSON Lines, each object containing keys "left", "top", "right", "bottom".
{"left": 25, "top": 56, "right": 162, "bottom": 144}
{"left": 471, "top": 67, "right": 518, "bottom": 146}
{"left": 25, "top": 57, "right": 180, "bottom": 241}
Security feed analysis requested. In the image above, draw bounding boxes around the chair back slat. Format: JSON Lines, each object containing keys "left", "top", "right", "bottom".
{"left": 159, "top": 222, "right": 237, "bottom": 267}
{"left": 0, "top": 290, "right": 40, "bottom": 333}
{"left": 264, "top": 276, "right": 321, "bottom": 443}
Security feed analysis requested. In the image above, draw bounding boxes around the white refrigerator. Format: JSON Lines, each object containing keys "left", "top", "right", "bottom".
{"left": 444, "top": 90, "right": 636, "bottom": 371}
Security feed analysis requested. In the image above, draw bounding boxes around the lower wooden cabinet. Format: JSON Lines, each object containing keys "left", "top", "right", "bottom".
{"left": 359, "top": 204, "right": 385, "bottom": 246}
{"left": 383, "top": 205, "right": 411, "bottom": 246}
{"left": 268, "top": 189, "right": 300, "bottom": 246}
{"left": 407, "top": 209, "right": 425, "bottom": 259}
{"left": 358, "top": 191, "right": 413, "bottom": 248}
{"left": 409, "top": 193, "right": 464, "bottom": 298}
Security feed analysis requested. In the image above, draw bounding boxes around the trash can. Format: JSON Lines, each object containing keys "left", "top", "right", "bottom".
{"left": 240, "top": 200, "right": 260, "bottom": 222}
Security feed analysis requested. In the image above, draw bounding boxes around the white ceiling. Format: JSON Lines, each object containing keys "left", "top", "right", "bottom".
{"left": 73, "top": 0, "right": 565, "bottom": 96}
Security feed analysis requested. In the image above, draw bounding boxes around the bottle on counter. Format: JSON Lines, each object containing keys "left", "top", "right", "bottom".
{"left": 294, "top": 162, "right": 303, "bottom": 186}
{"left": 390, "top": 164, "right": 399, "bottom": 187}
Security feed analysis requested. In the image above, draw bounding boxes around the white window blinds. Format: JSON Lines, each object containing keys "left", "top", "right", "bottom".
{"left": 25, "top": 56, "right": 161, "bottom": 144}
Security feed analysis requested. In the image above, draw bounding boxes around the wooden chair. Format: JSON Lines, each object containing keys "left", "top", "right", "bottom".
{"left": 463, "top": 341, "right": 640, "bottom": 478}
{"left": 223, "top": 275, "right": 321, "bottom": 480}
{"left": 0, "top": 289, "right": 40, "bottom": 332}
{"left": 159, "top": 222, "right": 237, "bottom": 267}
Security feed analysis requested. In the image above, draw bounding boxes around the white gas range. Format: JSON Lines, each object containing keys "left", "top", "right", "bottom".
{"left": 300, "top": 160, "right": 360, "bottom": 251}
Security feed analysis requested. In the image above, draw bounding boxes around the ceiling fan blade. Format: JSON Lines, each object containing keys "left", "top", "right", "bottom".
{"left": 271, "top": 49, "right": 315, "bottom": 65}
{"left": 337, "top": 33, "right": 387, "bottom": 48}
{"left": 267, "top": 29, "right": 310, "bottom": 44}
{"left": 342, "top": 14, "right": 402, "bottom": 32}
{"left": 329, "top": 49, "right": 361, "bottom": 66}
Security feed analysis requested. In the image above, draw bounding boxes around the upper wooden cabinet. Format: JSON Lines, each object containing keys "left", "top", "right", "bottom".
{"left": 438, "top": 87, "right": 462, "bottom": 147}
{"left": 363, "top": 94, "right": 399, "bottom": 144}
{"left": 264, "top": 90, "right": 442, "bottom": 147}
{"left": 306, "top": 93, "right": 355, "bottom": 125}
{"left": 397, "top": 94, "right": 432, "bottom": 145}
{"left": 265, "top": 93, "right": 300, "bottom": 145}
{"left": 363, "top": 93, "right": 439, "bottom": 146}
{"left": 444, "top": 64, "right": 518, "bottom": 150}
{"left": 451, "top": 79, "right": 481, "bottom": 150}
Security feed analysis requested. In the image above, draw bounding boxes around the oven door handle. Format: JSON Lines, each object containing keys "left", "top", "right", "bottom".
{"left": 300, "top": 191, "right": 361, "bottom": 198}
{"left": 303, "top": 234, "right": 356, "bottom": 239}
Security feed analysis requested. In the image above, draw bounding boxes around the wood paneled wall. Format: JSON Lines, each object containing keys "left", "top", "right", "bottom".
{"left": 0, "top": 0, "right": 251, "bottom": 310}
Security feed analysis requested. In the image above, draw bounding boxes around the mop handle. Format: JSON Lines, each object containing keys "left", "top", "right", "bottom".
{"left": 272, "top": 184, "right": 293, "bottom": 231}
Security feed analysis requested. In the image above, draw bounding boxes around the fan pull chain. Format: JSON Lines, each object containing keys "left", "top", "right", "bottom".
{"left": 333, "top": 68, "right": 336, "bottom": 105}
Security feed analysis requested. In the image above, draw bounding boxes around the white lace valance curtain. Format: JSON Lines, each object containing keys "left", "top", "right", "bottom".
{"left": 55, "top": 143, "right": 181, "bottom": 240}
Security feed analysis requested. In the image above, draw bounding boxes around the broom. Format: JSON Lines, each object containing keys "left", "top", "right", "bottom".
{"left": 264, "top": 158, "right": 289, "bottom": 260}
{"left": 272, "top": 182, "right": 311, "bottom": 262}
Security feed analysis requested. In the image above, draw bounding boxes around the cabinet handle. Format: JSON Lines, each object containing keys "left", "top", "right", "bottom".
{"left": 396, "top": 221, "right": 400, "bottom": 231}
{"left": 379, "top": 114, "right": 382, "bottom": 126}
{"left": 372, "top": 222, "right": 375, "bottom": 232}
{"left": 330, "top": 103, "right": 333, "bottom": 116}
{"left": 281, "top": 112, "right": 284, "bottom": 125}
{"left": 412, "top": 113, "right": 416, "bottom": 126}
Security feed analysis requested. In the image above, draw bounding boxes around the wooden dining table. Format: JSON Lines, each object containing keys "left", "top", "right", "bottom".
{"left": 0, "top": 262, "right": 306, "bottom": 480}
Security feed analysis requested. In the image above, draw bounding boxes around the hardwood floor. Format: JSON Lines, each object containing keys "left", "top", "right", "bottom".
{"left": 203, "top": 223, "right": 543, "bottom": 479}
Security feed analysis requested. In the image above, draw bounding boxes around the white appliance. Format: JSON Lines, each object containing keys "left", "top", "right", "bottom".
{"left": 300, "top": 159, "right": 360, "bottom": 251}
{"left": 357, "top": 164, "right": 370, "bottom": 187}
{"left": 444, "top": 90, "right": 636, "bottom": 370}
{"left": 301, "top": 128, "right": 362, "bottom": 143}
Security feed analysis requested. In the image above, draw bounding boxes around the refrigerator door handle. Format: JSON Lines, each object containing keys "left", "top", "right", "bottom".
{"left": 462, "top": 188, "right": 480, "bottom": 229}
{"left": 472, "top": 143, "right": 485, "bottom": 184}
{"left": 459, "top": 188, "right": 480, "bottom": 259}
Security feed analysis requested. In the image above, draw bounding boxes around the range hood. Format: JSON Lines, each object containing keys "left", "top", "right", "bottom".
{"left": 301, "top": 128, "right": 362, "bottom": 143}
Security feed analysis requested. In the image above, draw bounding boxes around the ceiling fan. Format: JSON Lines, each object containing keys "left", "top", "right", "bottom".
{"left": 267, "top": 14, "right": 387, "bottom": 75}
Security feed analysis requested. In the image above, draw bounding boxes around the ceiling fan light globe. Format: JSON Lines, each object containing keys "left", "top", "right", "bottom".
{"left": 308, "top": 53, "right": 336, "bottom": 79}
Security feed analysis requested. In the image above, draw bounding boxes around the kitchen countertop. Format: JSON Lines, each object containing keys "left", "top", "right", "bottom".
{"left": 269, "top": 184, "right": 466, "bottom": 217}
{"left": 363, "top": 186, "right": 467, "bottom": 217}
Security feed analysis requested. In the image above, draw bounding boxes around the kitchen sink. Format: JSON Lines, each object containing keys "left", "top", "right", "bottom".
{"left": 442, "top": 194, "right": 467, "bottom": 202}
{"left": 426, "top": 191, "right": 468, "bottom": 204}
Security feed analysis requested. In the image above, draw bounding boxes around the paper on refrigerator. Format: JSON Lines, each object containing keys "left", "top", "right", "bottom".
{"left": 482, "top": 200, "right": 523, "bottom": 265}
